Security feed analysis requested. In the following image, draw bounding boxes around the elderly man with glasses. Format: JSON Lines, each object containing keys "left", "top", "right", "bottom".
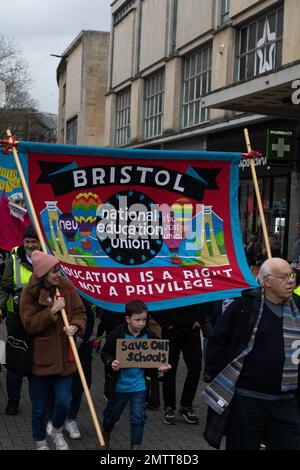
{"left": 202, "top": 257, "right": 300, "bottom": 450}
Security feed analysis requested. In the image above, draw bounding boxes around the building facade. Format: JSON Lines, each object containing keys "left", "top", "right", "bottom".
{"left": 57, "top": 30, "right": 110, "bottom": 146}
{"left": 105, "top": 0, "right": 300, "bottom": 260}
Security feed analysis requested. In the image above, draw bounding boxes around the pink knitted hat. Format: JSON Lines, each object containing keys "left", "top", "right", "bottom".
{"left": 31, "top": 250, "right": 59, "bottom": 278}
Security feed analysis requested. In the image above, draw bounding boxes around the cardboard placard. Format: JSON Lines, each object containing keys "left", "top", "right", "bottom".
{"left": 116, "top": 338, "right": 169, "bottom": 368}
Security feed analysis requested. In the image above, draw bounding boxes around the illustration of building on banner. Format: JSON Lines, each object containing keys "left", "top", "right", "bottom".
{"left": 43, "top": 201, "right": 87, "bottom": 266}
{"left": 180, "top": 205, "right": 229, "bottom": 267}
{"left": 201, "top": 206, "right": 221, "bottom": 257}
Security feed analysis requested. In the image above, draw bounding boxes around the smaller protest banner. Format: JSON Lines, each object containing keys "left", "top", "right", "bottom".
{"left": 0, "top": 149, "right": 23, "bottom": 201}
{"left": 116, "top": 338, "right": 169, "bottom": 368}
{"left": 0, "top": 192, "right": 30, "bottom": 251}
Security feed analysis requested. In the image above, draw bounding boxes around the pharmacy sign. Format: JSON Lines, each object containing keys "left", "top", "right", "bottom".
{"left": 267, "top": 129, "right": 294, "bottom": 161}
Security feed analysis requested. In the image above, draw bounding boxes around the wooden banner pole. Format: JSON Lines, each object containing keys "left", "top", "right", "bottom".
{"left": 243, "top": 128, "right": 272, "bottom": 259}
{"left": 6, "top": 130, "right": 105, "bottom": 447}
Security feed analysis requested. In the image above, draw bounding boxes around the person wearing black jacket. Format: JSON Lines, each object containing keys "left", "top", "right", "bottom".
{"left": 96, "top": 307, "right": 125, "bottom": 338}
{"left": 0, "top": 225, "right": 41, "bottom": 415}
{"left": 0, "top": 248, "right": 9, "bottom": 280}
{"left": 202, "top": 258, "right": 300, "bottom": 450}
{"left": 151, "top": 304, "right": 204, "bottom": 425}
{"left": 96, "top": 307, "right": 125, "bottom": 400}
{"left": 101, "top": 300, "right": 171, "bottom": 450}
{"left": 201, "top": 299, "right": 235, "bottom": 382}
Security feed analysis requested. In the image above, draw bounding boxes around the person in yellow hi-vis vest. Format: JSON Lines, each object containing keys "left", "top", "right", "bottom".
{"left": 0, "top": 225, "right": 41, "bottom": 415}
{"left": 294, "top": 268, "right": 300, "bottom": 309}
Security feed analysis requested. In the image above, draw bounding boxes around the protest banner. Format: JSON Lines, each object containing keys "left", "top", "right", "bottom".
{"left": 0, "top": 148, "right": 23, "bottom": 200}
{"left": 0, "top": 149, "right": 29, "bottom": 250}
{"left": 116, "top": 338, "right": 169, "bottom": 368}
{"left": 18, "top": 141, "right": 257, "bottom": 311}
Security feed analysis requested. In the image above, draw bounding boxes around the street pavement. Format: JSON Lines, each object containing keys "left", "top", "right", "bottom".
{"left": 0, "top": 322, "right": 213, "bottom": 451}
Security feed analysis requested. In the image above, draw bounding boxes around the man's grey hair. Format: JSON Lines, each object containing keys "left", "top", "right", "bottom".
{"left": 257, "top": 263, "right": 272, "bottom": 285}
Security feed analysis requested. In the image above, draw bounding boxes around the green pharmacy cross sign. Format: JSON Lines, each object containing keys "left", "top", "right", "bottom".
{"left": 266, "top": 129, "right": 294, "bottom": 161}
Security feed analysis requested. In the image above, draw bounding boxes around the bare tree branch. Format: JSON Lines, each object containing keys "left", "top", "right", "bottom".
{"left": 0, "top": 34, "right": 37, "bottom": 109}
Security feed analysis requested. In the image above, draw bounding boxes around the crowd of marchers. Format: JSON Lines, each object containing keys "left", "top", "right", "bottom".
{"left": 0, "top": 222, "right": 300, "bottom": 450}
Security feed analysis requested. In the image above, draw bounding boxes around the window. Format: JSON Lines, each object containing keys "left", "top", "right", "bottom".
{"left": 66, "top": 116, "right": 78, "bottom": 145}
{"left": 220, "top": 0, "right": 230, "bottom": 25}
{"left": 115, "top": 87, "right": 131, "bottom": 146}
{"left": 239, "top": 175, "right": 289, "bottom": 257}
{"left": 238, "top": 6, "right": 283, "bottom": 81}
{"left": 144, "top": 70, "right": 165, "bottom": 139}
{"left": 182, "top": 45, "right": 212, "bottom": 129}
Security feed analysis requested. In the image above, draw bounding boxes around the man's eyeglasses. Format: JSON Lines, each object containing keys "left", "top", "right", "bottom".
{"left": 267, "top": 273, "right": 296, "bottom": 282}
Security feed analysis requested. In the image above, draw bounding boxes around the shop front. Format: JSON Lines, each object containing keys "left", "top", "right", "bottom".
{"left": 207, "top": 118, "right": 299, "bottom": 260}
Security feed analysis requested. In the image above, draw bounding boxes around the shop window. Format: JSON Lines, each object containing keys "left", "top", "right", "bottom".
{"left": 239, "top": 175, "right": 289, "bottom": 257}
{"left": 271, "top": 175, "right": 288, "bottom": 254}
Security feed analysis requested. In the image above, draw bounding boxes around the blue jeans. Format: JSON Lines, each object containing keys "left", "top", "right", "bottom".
{"left": 47, "top": 344, "right": 93, "bottom": 421}
{"left": 28, "top": 374, "right": 73, "bottom": 441}
{"left": 103, "top": 390, "right": 147, "bottom": 445}
{"left": 6, "top": 370, "right": 23, "bottom": 401}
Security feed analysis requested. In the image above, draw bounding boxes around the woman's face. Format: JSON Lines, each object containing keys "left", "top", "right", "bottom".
{"left": 45, "top": 265, "right": 61, "bottom": 287}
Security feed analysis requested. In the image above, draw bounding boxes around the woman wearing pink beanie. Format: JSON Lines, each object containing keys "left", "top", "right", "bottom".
{"left": 20, "top": 250, "right": 86, "bottom": 450}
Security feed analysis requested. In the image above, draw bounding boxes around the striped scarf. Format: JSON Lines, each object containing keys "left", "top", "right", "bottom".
{"left": 201, "top": 291, "right": 300, "bottom": 415}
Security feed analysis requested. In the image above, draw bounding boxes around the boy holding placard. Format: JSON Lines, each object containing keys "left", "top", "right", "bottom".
{"left": 101, "top": 299, "right": 171, "bottom": 450}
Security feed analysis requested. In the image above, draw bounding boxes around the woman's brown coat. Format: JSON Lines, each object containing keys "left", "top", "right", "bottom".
{"left": 20, "top": 275, "right": 86, "bottom": 377}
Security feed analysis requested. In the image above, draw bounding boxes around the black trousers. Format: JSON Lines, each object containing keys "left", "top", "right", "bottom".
{"left": 226, "top": 394, "right": 300, "bottom": 450}
{"left": 68, "top": 342, "right": 93, "bottom": 419}
{"left": 161, "top": 327, "right": 202, "bottom": 410}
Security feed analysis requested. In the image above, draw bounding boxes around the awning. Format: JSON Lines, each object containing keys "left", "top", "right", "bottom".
{"left": 202, "top": 61, "right": 300, "bottom": 120}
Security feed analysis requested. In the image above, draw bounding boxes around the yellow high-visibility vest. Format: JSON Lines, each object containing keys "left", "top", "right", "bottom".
{"left": 6, "top": 253, "right": 32, "bottom": 313}
{"left": 294, "top": 285, "right": 300, "bottom": 297}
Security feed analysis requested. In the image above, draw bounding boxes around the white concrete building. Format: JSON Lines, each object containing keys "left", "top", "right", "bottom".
{"left": 105, "top": 0, "right": 300, "bottom": 259}
{"left": 57, "top": 30, "right": 110, "bottom": 146}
